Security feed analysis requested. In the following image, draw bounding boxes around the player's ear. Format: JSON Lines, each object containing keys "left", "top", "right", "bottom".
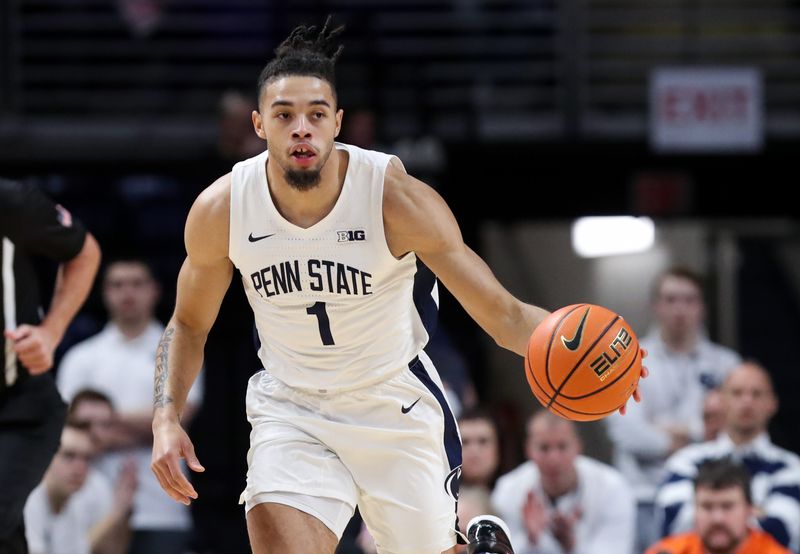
{"left": 334, "top": 108, "right": 344, "bottom": 138}
{"left": 253, "top": 110, "right": 266, "bottom": 140}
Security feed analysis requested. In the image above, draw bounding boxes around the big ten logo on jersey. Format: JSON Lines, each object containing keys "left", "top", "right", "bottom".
{"left": 337, "top": 229, "right": 366, "bottom": 242}
{"left": 590, "top": 327, "right": 633, "bottom": 382}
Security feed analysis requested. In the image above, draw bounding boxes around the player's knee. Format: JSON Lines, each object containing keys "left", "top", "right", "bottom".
{"left": 247, "top": 502, "right": 337, "bottom": 554}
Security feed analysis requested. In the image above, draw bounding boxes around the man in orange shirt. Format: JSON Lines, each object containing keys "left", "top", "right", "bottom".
{"left": 647, "top": 459, "right": 789, "bottom": 554}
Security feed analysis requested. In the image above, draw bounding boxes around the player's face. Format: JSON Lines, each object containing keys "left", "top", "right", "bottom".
{"left": 695, "top": 485, "right": 751, "bottom": 554}
{"left": 459, "top": 419, "right": 499, "bottom": 486}
{"left": 46, "top": 428, "right": 93, "bottom": 495}
{"left": 71, "top": 400, "right": 115, "bottom": 452}
{"left": 654, "top": 276, "right": 704, "bottom": 338}
{"left": 254, "top": 76, "right": 343, "bottom": 191}
{"left": 526, "top": 420, "right": 580, "bottom": 485}
{"left": 722, "top": 365, "right": 777, "bottom": 437}
{"left": 103, "top": 262, "right": 159, "bottom": 325}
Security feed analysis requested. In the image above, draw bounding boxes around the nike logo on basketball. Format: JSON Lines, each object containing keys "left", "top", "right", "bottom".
{"left": 401, "top": 397, "right": 421, "bottom": 414}
{"left": 248, "top": 232, "right": 275, "bottom": 242}
{"left": 561, "top": 307, "right": 590, "bottom": 351}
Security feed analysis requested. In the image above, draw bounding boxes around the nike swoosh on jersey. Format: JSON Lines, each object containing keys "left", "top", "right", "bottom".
{"left": 248, "top": 232, "right": 275, "bottom": 242}
{"left": 561, "top": 307, "right": 590, "bottom": 351}
{"left": 401, "top": 397, "right": 421, "bottom": 414}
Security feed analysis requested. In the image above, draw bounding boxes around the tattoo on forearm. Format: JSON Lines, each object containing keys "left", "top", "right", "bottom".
{"left": 153, "top": 326, "right": 175, "bottom": 408}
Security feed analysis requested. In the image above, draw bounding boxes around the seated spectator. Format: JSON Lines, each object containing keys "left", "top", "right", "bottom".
{"left": 492, "top": 411, "right": 635, "bottom": 554}
{"left": 23, "top": 422, "right": 134, "bottom": 554}
{"left": 68, "top": 389, "right": 139, "bottom": 554}
{"left": 607, "top": 266, "right": 741, "bottom": 553}
{"left": 459, "top": 408, "right": 502, "bottom": 490}
{"left": 647, "top": 459, "right": 790, "bottom": 554}
{"left": 655, "top": 362, "right": 800, "bottom": 551}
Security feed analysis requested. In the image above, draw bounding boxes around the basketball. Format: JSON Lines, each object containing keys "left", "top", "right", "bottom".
{"left": 525, "top": 304, "right": 642, "bottom": 421}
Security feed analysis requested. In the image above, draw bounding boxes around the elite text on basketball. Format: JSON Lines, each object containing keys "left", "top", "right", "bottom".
{"left": 590, "top": 327, "right": 633, "bottom": 381}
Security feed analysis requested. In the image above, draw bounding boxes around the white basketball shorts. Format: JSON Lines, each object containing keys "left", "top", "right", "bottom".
{"left": 239, "top": 352, "right": 462, "bottom": 554}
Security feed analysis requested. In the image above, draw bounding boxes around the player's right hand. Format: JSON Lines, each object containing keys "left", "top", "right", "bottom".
{"left": 151, "top": 420, "right": 205, "bottom": 505}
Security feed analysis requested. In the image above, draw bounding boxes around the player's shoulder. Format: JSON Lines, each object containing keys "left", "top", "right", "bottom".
{"left": 197, "top": 172, "right": 232, "bottom": 205}
{"left": 335, "top": 141, "right": 392, "bottom": 168}
{"left": 383, "top": 155, "right": 413, "bottom": 199}
{"left": 185, "top": 173, "right": 231, "bottom": 259}
{"left": 189, "top": 173, "right": 232, "bottom": 225}
{"left": 382, "top": 154, "right": 444, "bottom": 219}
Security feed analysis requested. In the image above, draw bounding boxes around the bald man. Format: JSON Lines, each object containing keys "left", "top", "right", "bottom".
{"left": 655, "top": 362, "right": 800, "bottom": 551}
{"left": 491, "top": 412, "right": 635, "bottom": 554}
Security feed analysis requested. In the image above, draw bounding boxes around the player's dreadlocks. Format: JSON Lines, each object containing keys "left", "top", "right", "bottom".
{"left": 257, "top": 16, "right": 345, "bottom": 102}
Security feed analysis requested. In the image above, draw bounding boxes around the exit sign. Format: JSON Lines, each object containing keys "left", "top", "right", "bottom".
{"left": 650, "top": 67, "right": 763, "bottom": 153}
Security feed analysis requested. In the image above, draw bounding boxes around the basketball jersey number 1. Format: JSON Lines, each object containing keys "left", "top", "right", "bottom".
{"left": 306, "top": 301, "right": 335, "bottom": 345}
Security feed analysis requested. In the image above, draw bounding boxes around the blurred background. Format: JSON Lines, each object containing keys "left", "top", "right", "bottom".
{"left": 3, "top": 1, "right": 800, "bottom": 552}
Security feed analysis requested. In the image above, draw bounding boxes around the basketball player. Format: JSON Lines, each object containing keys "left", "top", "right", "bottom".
{"left": 150, "top": 19, "right": 645, "bottom": 554}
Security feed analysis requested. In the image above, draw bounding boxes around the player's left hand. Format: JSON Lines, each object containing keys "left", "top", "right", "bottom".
{"left": 152, "top": 420, "right": 205, "bottom": 505}
{"left": 618, "top": 348, "right": 648, "bottom": 416}
{"left": 4, "top": 324, "right": 57, "bottom": 375}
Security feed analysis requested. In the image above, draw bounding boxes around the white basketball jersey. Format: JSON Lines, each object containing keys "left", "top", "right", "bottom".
{"left": 229, "top": 143, "right": 439, "bottom": 391}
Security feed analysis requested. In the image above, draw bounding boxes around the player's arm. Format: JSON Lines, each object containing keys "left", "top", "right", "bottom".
{"left": 383, "top": 159, "right": 548, "bottom": 357}
{"left": 151, "top": 174, "right": 233, "bottom": 505}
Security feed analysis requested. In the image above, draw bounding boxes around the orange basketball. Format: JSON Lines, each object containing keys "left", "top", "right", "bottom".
{"left": 525, "top": 304, "right": 642, "bottom": 421}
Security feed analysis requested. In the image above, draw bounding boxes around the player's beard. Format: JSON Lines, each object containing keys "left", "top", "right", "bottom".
{"left": 285, "top": 168, "right": 322, "bottom": 191}
{"left": 282, "top": 144, "right": 333, "bottom": 191}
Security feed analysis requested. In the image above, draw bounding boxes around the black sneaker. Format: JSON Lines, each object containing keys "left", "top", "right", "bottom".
{"left": 466, "top": 515, "right": 514, "bottom": 554}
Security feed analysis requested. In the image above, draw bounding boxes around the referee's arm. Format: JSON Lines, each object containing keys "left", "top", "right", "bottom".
{"left": 8, "top": 232, "right": 101, "bottom": 374}
{"left": 1, "top": 179, "right": 101, "bottom": 374}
